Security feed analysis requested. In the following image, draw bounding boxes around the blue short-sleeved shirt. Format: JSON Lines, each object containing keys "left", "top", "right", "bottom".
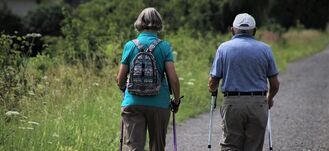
{"left": 120, "top": 32, "right": 174, "bottom": 109}
{"left": 210, "top": 34, "right": 279, "bottom": 92}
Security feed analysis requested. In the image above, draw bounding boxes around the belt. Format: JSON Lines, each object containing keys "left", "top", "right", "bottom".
{"left": 223, "top": 91, "right": 267, "bottom": 97}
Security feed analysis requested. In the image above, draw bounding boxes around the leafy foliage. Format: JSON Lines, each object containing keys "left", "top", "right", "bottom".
{"left": 0, "top": 8, "right": 23, "bottom": 34}
{"left": 0, "top": 34, "right": 31, "bottom": 109}
{"left": 24, "top": 4, "right": 66, "bottom": 36}
{"left": 55, "top": 0, "right": 145, "bottom": 68}
{"left": 269, "top": 0, "right": 329, "bottom": 29}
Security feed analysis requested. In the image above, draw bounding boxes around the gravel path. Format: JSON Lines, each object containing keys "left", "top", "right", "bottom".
{"left": 166, "top": 46, "right": 329, "bottom": 151}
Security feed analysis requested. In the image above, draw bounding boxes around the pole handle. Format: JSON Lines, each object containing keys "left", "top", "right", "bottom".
{"left": 211, "top": 90, "right": 218, "bottom": 109}
{"left": 211, "top": 90, "right": 218, "bottom": 97}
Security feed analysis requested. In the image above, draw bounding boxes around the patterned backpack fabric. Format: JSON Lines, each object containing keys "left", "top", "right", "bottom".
{"left": 127, "top": 39, "right": 162, "bottom": 96}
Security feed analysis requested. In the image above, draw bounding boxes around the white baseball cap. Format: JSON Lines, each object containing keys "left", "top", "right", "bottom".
{"left": 232, "top": 13, "right": 256, "bottom": 30}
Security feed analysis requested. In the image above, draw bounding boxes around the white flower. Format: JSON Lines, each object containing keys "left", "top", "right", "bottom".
{"left": 28, "top": 121, "right": 40, "bottom": 126}
{"left": 18, "top": 127, "right": 34, "bottom": 130}
{"left": 42, "top": 76, "right": 48, "bottom": 80}
{"left": 26, "top": 33, "right": 42, "bottom": 38}
{"left": 179, "top": 77, "right": 184, "bottom": 81}
{"left": 92, "top": 82, "right": 100, "bottom": 86}
{"left": 28, "top": 91, "right": 35, "bottom": 96}
{"left": 185, "top": 82, "right": 195, "bottom": 85}
{"left": 52, "top": 133, "right": 59, "bottom": 138}
{"left": 5, "top": 111, "right": 20, "bottom": 116}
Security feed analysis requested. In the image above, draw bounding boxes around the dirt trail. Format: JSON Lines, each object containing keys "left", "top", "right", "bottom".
{"left": 166, "top": 46, "right": 329, "bottom": 151}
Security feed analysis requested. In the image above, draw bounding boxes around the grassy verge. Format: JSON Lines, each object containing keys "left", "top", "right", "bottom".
{"left": 272, "top": 30, "right": 329, "bottom": 71}
{"left": 1, "top": 29, "right": 328, "bottom": 150}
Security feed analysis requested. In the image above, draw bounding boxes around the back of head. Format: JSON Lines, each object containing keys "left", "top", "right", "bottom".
{"left": 134, "top": 7, "right": 163, "bottom": 32}
{"left": 232, "top": 13, "right": 256, "bottom": 35}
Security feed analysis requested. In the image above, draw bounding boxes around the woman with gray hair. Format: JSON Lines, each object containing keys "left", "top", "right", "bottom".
{"left": 116, "top": 7, "right": 181, "bottom": 151}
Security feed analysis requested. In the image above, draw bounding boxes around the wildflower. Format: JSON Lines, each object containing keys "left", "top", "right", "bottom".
{"left": 185, "top": 82, "right": 195, "bottom": 85}
{"left": 5, "top": 111, "right": 20, "bottom": 116}
{"left": 18, "top": 127, "right": 34, "bottom": 130}
{"left": 52, "top": 133, "right": 59, "bottom": 138}
{"left": 42, "top": 76, "right": 48, "bottom": 80}
{"left": 92, "top": 82, "right": 100, "bottom": 86}
{"left": 26, "top": 33, "right": 42, "bottom": 38}
{"left": 28, "top": 91, "right": 35, "bottom": 96}
{"left": 28, "top": 121, "right": 40, "bottom": 126}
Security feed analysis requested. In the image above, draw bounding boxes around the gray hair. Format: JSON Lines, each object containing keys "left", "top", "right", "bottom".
{"left": 233, "top": 27, "right": 255, "bottom": 35}
{"left": 134, "top": 7, "right": 163, "bottom": 32}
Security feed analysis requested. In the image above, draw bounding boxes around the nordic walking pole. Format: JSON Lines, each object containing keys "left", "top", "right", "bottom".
{"left": 173, "top": 111, "right": 177, "bottom": 151}
{"left": 207, "top": 90, "right": 218, "bottom": 151}
{"left": 172, "top": 96, "right": 183, "bottom": 151}
{"left": 119, "top": 90, "right": 125, "bottom": 151}
{"left": 268, "top": 109, "right": 273, "bottom": 151}
{"left": 120, "top": 120, "right": 124, "bottom": 151}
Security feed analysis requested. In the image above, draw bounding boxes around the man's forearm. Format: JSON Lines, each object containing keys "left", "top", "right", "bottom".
{"left": 268, "top": 85, "right": 279, "bottom": 100}
{"left": 268, "top": 75, "right": 280, "bottom": 100}
{"left": 208, "top": 77, "right": 220, "bottom": 92}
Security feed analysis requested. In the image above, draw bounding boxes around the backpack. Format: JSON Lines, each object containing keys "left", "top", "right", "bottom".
{"left": 127, "top": 38, "right": 162, "bottom": 96}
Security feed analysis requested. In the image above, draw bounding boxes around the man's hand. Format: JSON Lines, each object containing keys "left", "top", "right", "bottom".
{"left": 267, "top": 98, "right": 274, "bottom": 109}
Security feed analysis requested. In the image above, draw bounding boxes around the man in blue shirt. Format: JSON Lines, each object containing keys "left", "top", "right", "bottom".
{"left": 208, "top": 13, "right": 280, "bottom": 151}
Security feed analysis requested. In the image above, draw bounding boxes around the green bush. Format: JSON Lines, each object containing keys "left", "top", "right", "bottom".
{"left": 0, "top": 8, "right": 23, "bottom": 34}
{"left": 24, "top": 4, "right": 67, "bottom": 36}
{"left": 0, "top": 34, "right": 30, "bottom": 109}
{"left": 57, "top": 0, "right": 145, "bottom": 68}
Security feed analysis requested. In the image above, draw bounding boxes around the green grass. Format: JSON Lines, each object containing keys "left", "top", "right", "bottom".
{"left": 267, "top": 29, "right": 329, "bottom": 71}
{"left": 1, "top": 29, "right": 329, "bottom": 150}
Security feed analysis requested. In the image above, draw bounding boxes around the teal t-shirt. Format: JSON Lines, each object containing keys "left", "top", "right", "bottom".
{"left": 120, "top": 32, "right": 174, "bottom": 109}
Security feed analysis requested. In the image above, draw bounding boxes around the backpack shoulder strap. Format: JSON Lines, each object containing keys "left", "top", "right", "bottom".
{"left": 147, "top": 39, "right": 162, "bottom": 52}
{"left": 132, "top": 39, "right": 144, "bottom": 51}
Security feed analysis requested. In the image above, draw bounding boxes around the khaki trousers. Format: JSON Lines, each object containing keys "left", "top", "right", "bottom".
{"left": 220, "top": 96, "right": 268, "bottom": 151}
{"left": 121, "top": 105, "right": 170, "bottom": 151}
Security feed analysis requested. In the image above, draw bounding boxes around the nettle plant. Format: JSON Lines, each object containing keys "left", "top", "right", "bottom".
{"left": 0, "top": 33, "right": 41, "bottom": 110}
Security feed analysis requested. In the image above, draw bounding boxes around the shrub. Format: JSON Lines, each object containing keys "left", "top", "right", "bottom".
{"left": 24, "top": 4, "right": 66, "bottom": 36}
{"left": 0, "top": 8, "right": 23, "bottom": 34}
{"left": 0, "top": 34, "right": 30, "bottom": 109}
{"left": 58, "top": 0, "right": 145, "bottom": 69}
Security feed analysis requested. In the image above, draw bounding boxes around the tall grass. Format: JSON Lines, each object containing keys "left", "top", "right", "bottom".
{"left": 1, "top": 63, "right": 122, "bottom": 150}
{"left": 1, "top": 29, "right": 328, "bottom": 150}
{"left": 263, "top": 29, "right": 329, "bottom": 71}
